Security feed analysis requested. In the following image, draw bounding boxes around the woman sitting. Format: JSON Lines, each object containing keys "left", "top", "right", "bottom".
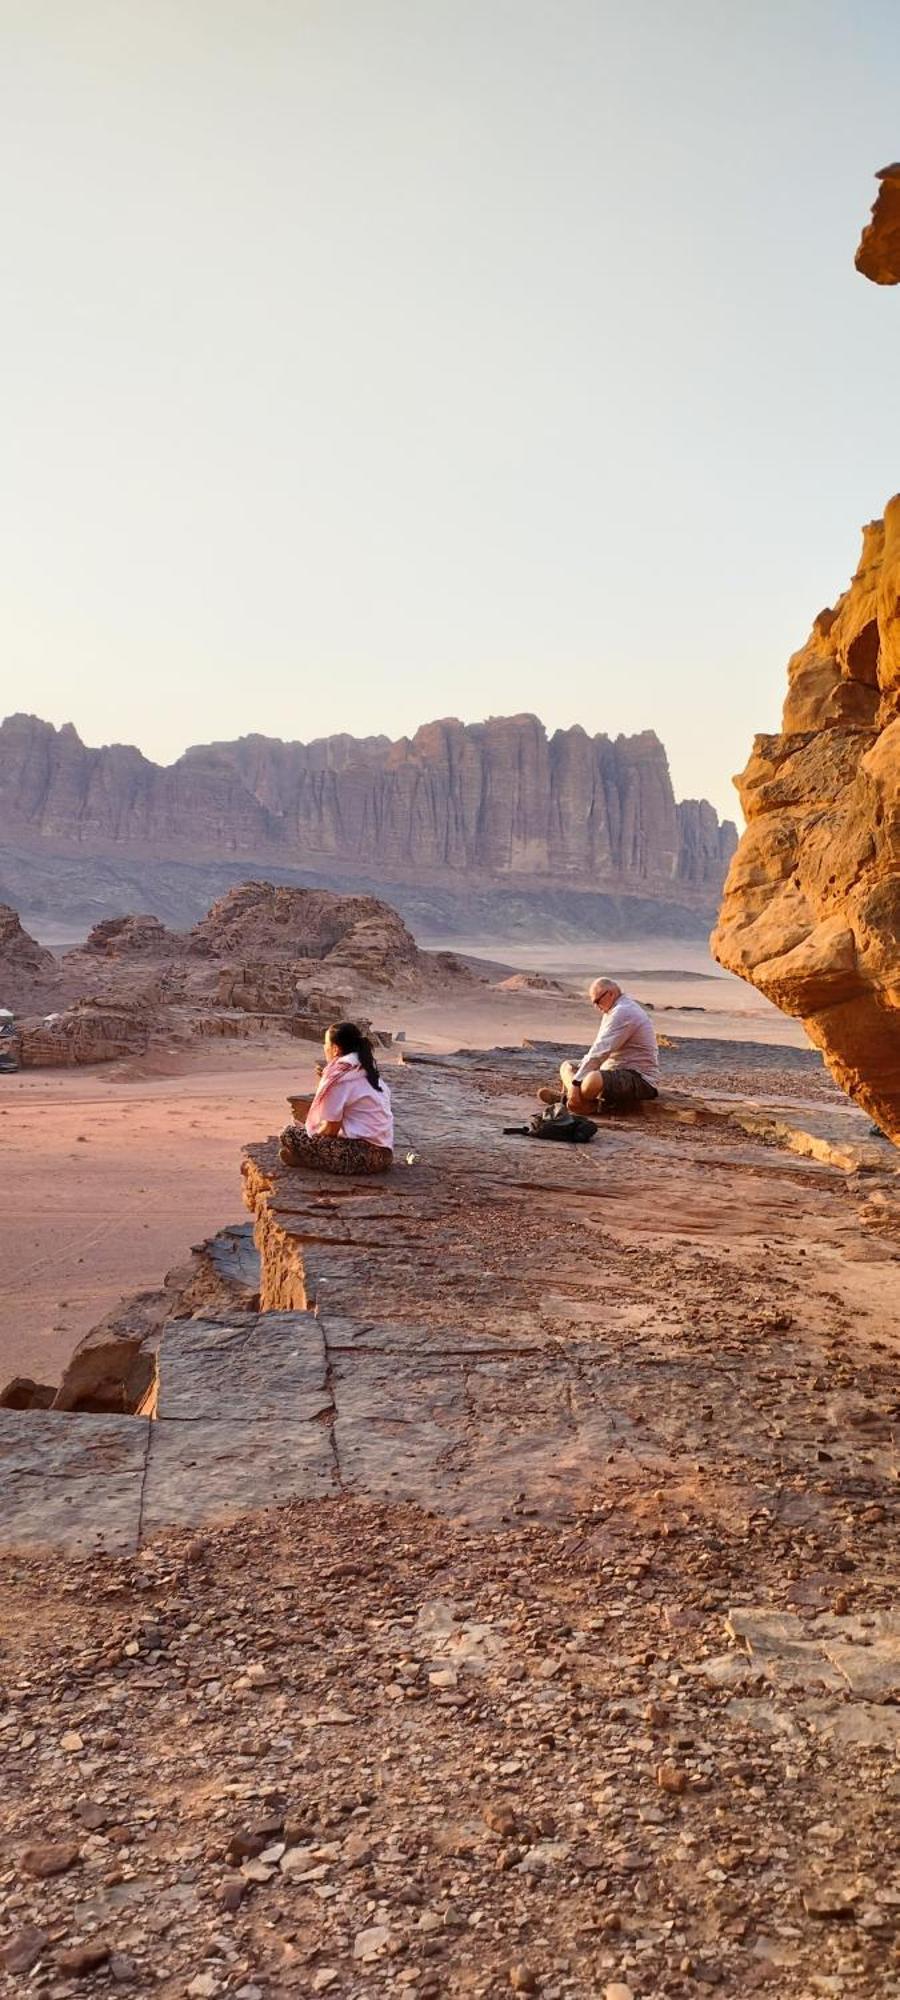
{"left": 279, "top": 1021, "right": 394, "bottom": 1176}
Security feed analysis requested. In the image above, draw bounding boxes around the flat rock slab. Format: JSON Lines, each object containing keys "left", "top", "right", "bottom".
{"left": 158, "top": 1312, "right": 329, "bottom": 1422}
{"left": 720, "top": 1604, "right": 900, "bottom": 1700}
{"left": 0, "top": 1410, "right": 149, "bottom": 1554}
{"left": 140, "top": 1415, "right": 336, "bottom": 1535}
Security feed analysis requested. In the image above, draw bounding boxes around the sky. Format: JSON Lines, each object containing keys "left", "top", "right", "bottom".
{"left": 1, "top": 0, "right": 899, "bottom": 824}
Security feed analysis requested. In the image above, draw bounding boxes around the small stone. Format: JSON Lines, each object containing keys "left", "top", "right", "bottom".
{"left": 219, "top": 1876, "right": 245, "bottom": 1912}
{"left": 803, "top": 1882, "right": 859, "bottom": 1919}
{"left": 604, "top": 1986, "right": 634, "bottom": 2000}
{"left": 1, "top": 1926, "right": 49, "bottom": 1976}
{"left": 240, "top": 1858, "right": 275, "bottom": 1884}
{"left": 60, "top": 1731, "right": 84, "bottom": 1754}
{"left": 656, "top": 1763, "right": 688, "bottom": 1794}
{"left": 428, "top": 1668, "right": 458, "bottom": 1689}
{"left": 187, "top": 1978, "right": 219, "bottom": 1999}
{"left": 76, "top": 1801, "right": 109, "bottom": 1831}
{"left": 353, "top": 1924, "right": 391, "bottom": 1962}
{"left": 483, "top": 1802, "right": 518, "bottom": 1838}
{"left": 245, "top": 1663, "right": 279, "bottom": 1688}
{"left": 123, "top": 1640, "right": 140, "bottom": 1658}
{"left": 21, "top": 1841, "right": 81, "bottom": 1879}
{"left": 509, "top": 1966, "right": 539, "bottom": 1993}
{"left": 280, "top": 1844, "right": 318, "bottom": 1875}
{"left": 342, "top": 1832, "right": 373, "bottom": 1867}
{"left": 225, "top": 1829, "right": 265, "bottom": 1864}
{"left": 109, "top": 1956, "right": 140, "bottom": 1984}
{"left": 312, "top": 1975, "right": 339, "bottom": 1994}
{"left": 56, "top": 1943, "right": 111, "bottom": 1977}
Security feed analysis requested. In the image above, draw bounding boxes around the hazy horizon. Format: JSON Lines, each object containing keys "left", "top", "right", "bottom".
{"left": 3, "top": 1, "right": 899, "bottom": 824}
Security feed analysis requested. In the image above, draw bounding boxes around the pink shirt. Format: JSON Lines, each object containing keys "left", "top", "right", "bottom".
{"left": 305, "top": 1053, "right": 394, "bottom": 1149}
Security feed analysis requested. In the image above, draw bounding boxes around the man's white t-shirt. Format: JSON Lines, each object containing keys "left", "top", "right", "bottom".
{"left": 574, "top": 996, "right": 660, "bottom": 1089}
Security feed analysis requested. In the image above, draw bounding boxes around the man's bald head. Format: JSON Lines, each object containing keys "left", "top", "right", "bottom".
{"left": 589, "top": 978, "right": 622, "bottom": 1010}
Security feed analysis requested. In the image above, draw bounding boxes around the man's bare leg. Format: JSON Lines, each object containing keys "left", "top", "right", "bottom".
{"left": 560, "top": 1062, "right": 603, "bottom": 1115}
{"left": 538, "top": 1063, "right": 604, "bottom": 1112}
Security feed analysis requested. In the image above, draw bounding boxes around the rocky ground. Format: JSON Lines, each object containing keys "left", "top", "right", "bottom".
{"left": 1, "top": 1485, "right": 897, "bottom": 2000}
{"left": 2, "top": 1043, "right": 899, "bottom": 1998}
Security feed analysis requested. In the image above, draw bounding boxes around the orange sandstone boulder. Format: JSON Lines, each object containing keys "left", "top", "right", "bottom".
{"left": 712, "top": 509, "right": 900, "bottom": 1142}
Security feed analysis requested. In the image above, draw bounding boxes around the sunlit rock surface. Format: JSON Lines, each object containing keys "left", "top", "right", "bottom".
{"left": 855, "top": 162, "right": 900, "bottom": 283}
{"left": 713, "top": 511, "right": 900, "bottom": 1140}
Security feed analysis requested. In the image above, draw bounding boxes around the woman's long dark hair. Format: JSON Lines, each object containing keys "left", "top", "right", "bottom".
{"left": 328, "top": 1020, "right": 382, "bottom": 1091}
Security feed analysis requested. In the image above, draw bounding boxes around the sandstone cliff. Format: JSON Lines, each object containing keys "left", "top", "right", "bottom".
{"left": 0, "top": 712, "right": 736, "bottom": 900}
{"left": 712, "top": 512, "right": 900, "bottom": 1139}
{"left": 713, "top": 172, "right": 900, "bottom": 1143}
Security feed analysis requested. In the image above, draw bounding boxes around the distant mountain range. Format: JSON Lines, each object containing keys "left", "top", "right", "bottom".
{"left": 0, "top": 712, "right": 737, "bottom": 939}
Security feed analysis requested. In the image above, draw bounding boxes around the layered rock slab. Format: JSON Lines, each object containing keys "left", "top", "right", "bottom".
{"left": 712, "top": 510, "right": 900, "bottom": 1141}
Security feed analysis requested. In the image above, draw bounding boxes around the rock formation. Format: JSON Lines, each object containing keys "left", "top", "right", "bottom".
{"left": 855, "top": 163, "right": 900, "bottom": 284}
{"left": 80, "top": 913, "right": 181, "bottom": 957}
{"left": 186, "top": 881, "right": 420, "bottom": 977}
{"left": 712, "top": 513, "right": 900, "bottom": 1139}
{"left": 0, "top": 712, "right": 736, "bottom": 902}
{"left": 17, "top": 997, "right": 154, "bottom": 1068}
{"left": 0, "top": 904, "right": 58, "bottom": 1010}
{"left": 714, "top": 171, "right": 900, "bottom": 1144}
{"left": 10, "top": 881, "right": 455, "bottom": 1066}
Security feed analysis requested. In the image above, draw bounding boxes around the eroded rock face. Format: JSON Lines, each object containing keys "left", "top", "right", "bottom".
{"left": 712, "top": 510, "right": 900, "bottom": 1140}
{"left": 855, "top": 164, "right": 900, "bottom": 284}
{"left": 0, "top": 712, "right": 737, "bottom": 898}
{"left": 0, "top": 903, "right": 58, "bottom": 1010}
{"left": 187, "top": 881, "right": 421, "bottom": 987}
{"left": 81, "top": 913, "right": 181, "bottom": 957}
{"left": 18, "top": 996, "right": 153, "bottom": 1067}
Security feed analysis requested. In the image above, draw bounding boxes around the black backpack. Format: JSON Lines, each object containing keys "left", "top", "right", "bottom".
{"left": 503, "top": 1103, "right": 597, "bottom": 1144}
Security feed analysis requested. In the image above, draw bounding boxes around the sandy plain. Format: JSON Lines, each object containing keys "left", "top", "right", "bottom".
{"left": 0, "top": 943, "right": 806, "bottom": 1391}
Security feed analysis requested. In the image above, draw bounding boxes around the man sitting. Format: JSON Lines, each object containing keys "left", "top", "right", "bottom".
{"left": 540, "top": 978, "right": 660, "bottom": 1115}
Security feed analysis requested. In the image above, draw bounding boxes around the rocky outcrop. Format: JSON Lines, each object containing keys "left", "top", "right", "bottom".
{"left": 855, "top": 164, "right": 900, "bottom": 283}
{"left": 186, "top": 883, "right": 422, "bottom": 1018}
{"left": 18, "top": 996, "right": 153, "bottom": 1067}
{"left": 0, "top": 712, "right": 736, "bottom": 899}
{"left": 187, "top": 880, "right": 420, "bottom": 976}
{"left": 712, "top": 511, "right": 900, "bottom": 1141}
{"left": 0, "top": 903, "right": 58, "bottom": 1010}
{"left": 80, "top": 913, "right": 181, "bottom": 957}
{"left": 8, "top": 882, "right": 438, "bottom": 1065}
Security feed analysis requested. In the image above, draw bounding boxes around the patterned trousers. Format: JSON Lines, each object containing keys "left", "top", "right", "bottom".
{"left": 279, "top": 1124, "right": 393, "bottom": 1177}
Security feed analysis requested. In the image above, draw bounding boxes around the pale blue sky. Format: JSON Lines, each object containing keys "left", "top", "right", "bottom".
{"left": 2, "top": 0, "right": 898, "bottom": 821}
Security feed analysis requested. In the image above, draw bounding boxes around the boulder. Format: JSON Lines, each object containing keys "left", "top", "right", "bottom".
{"left": 712, "top": 509, "right": 900, "bottom": 1142}
{"left": 52, "top": 1291, "right": 166, "bottom": 1414}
